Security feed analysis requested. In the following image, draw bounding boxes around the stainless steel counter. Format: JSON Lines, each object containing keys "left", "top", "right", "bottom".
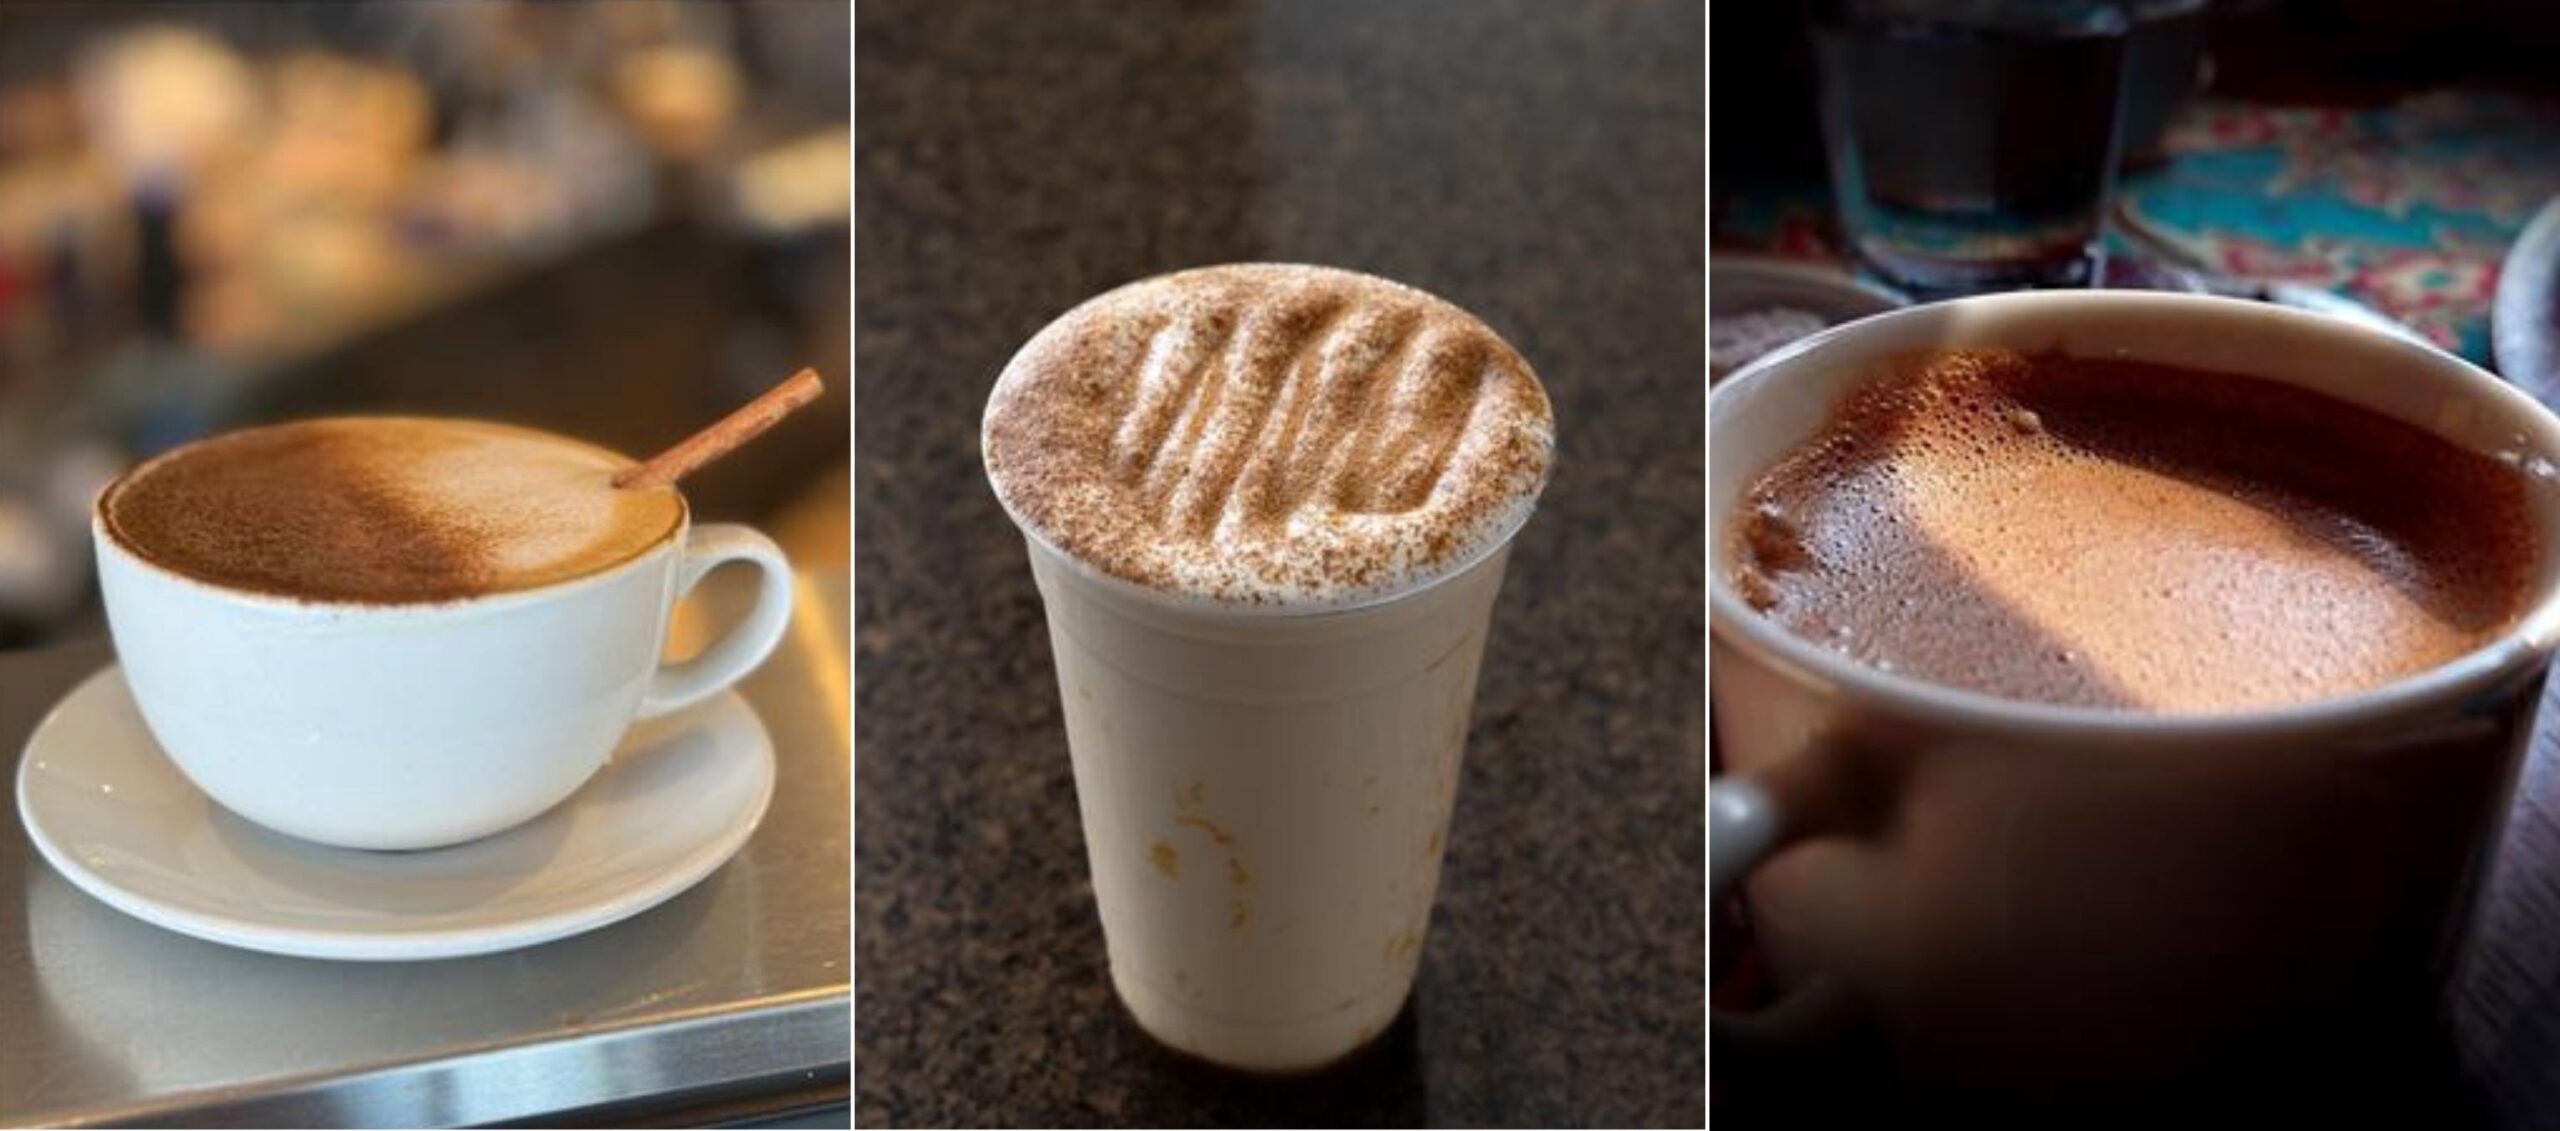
{"left": 0, "top": 572, "right": 851, "bottom": 1127}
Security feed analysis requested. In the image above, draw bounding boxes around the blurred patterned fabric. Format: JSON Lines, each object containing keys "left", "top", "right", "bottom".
{"left": 1714, "top": 90, "right": 2560, "bottom": 366}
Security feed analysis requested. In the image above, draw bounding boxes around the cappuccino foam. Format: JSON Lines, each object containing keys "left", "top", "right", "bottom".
{"left": 1733, "top": 350, "right": 2540, "bottom": 713}
{"left": 102, "top": 417, "right": 684, "bottom": 603}
{"left": 982, "top": 264, "right": 1555, "bottom": 607}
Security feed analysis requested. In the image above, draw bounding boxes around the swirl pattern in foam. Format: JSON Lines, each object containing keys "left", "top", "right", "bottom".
{"left": 982, "top": 264, "right": 1555, "bottom": 607}
{"left": 102, "top": 417, "right": 685, "bottom": 604}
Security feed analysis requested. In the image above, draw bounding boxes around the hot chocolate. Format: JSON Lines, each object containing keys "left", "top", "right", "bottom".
{"left": 1733, "top": 349, "right": 2540, "bottom": 712}
{"left": 981, "top": 264, "right": 1554, "bottom": 1069}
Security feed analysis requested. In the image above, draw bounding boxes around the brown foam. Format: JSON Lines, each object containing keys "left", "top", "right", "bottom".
{"left": 1733, "top": 350, "right": 2540, "bottom": 713}
{"left": 102, "top": 417, "right": 684, "bottom": 604}
{"left": 981, "top": 264, "right": 1555, "bottom": 606}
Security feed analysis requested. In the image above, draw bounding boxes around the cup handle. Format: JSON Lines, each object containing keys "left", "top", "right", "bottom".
{"left": 1710, "top": 777, "right": 1786, "bottom": 900}
{"left": 637, "top": 524, "right": 795, "bottom": 720}
{"left": 1711, "top": 753, "right": 1864, "bottom": 1054}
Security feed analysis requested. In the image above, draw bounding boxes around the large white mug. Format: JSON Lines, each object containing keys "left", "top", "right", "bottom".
{"left": 1711, "top": 292, "right": 2560, "bottom": 1108}
{"left": 93, "top": 463, "right": 795, "bottom": 852}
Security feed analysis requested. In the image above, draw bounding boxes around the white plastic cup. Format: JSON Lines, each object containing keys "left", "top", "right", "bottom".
{"left": 1017, "top": 526, "right": 1517, "bottom": 1072}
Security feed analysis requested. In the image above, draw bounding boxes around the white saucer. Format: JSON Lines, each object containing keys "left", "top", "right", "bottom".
{"left": 15, "top": 665, "right": 776, "bottom": 961}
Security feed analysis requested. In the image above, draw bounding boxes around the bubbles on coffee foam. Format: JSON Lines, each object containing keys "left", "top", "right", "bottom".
{"left": 1735, "top": 347, "right": 2542, "bottom": 711}
{"left": 2495, "top": 446, "right": 2560, "bottom": 485}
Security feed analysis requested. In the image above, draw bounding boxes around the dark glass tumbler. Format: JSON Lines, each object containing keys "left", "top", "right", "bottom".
{"left": 1811, "top": 0, "right": 2132, "bottom": 297}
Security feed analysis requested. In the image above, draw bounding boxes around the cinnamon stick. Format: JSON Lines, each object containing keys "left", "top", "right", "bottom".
{"left": 615, "top": 367, "right": 826, "bottom": 490}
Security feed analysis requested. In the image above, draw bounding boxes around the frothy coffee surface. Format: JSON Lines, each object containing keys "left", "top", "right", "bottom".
{"left": 103, "top": 418, "right": 684, "bottom": 603}
{"left": 982, "top": 264, "right": 1555, "bottom": 606}
{"left": 1733, "top": 350, "right": 2540, "bottom": 712}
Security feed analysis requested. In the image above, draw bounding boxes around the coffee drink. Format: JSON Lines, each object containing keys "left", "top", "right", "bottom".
{"left": 101, "top": 417, "right": 684, "bottom": 604}
{"left": 95, "top": 415, "right": 792, "bottom": 851}
{"left": 983, "top": 262, "right": 1553, "bottom": 606}
{"left": 1733, "top": 348, "right": 2538, "bottom": 712}
{"left": 982, "top": 263, "right": 1552, "bottom": 1071}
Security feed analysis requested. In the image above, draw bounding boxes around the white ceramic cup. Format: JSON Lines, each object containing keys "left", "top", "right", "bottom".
{"left": 1711, "top": 292, "right": 2560, "bottom": 1099}
{"left": 93, "top": 486, "right": 795, "bottom": 852}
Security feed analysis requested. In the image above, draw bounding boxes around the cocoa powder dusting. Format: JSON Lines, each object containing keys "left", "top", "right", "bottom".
{"left": 983, "top": 264, "right": 1555, "bottom": 606}
{"left": 102, "top": 418, "right": 684, "bottom": 604}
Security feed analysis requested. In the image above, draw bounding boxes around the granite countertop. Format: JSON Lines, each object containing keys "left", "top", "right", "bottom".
{"left": 854, "top": 1, "right": 1704, "bottom": 1124}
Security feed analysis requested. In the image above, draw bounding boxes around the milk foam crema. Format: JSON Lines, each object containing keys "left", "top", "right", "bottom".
{"left": 1733, "top": 350, "right": 2541, "bottom": 713}
{"left": 102, "top": 417, "right": 684, "bottom": 604}
{"left": 982, "top": 264, "right": 1556, "bottom": 607}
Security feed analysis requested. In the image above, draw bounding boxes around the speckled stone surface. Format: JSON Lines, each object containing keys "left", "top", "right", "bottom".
{"left": 854, "top": 1, "right": 1704, "bottom": 1125}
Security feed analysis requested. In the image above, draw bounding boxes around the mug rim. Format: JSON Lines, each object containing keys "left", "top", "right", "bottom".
{"left": 92, "top": 415, "right": 692, "bottom": 616}
{"left": 1708, "top": 290, "right": 2560, "bottom": 739}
